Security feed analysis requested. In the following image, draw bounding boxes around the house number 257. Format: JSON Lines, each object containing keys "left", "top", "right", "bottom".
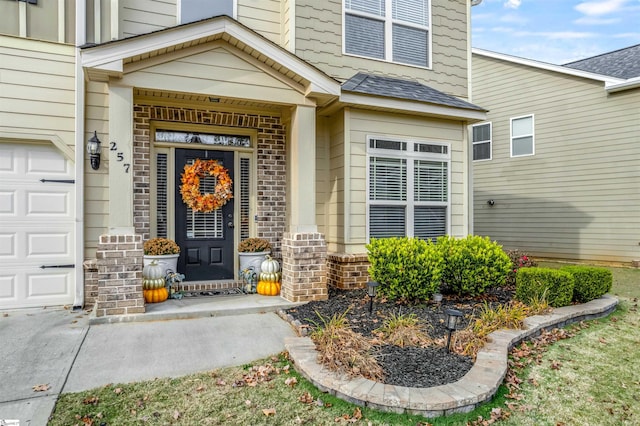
{"left": 110, "top": 141, "right": 130, "bottom": 173}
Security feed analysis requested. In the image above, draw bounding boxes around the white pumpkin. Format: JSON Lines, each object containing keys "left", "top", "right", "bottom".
{"left": 261, "top": 255, "right": 280, "bottom": 274}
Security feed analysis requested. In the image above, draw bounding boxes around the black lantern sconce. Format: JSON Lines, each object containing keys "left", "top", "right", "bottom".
{"left": 367, "top": 281, "right": 379, "bottom": 315}
{"left": 87, "top": 131, "right": 102, "bottom": 170}
{"left": 444, "top": 308, "right": 463, "bottom": 353}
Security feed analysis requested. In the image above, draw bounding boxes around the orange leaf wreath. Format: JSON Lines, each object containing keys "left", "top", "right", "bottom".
{"left": 180, "top": 159, "right": 233, "bottom": 213}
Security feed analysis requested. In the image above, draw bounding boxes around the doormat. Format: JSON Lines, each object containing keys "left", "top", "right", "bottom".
{"left": 180, "top": 288, "right": 245, "bottom": 298}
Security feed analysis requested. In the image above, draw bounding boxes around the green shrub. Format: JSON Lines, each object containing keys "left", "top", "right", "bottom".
{"left": 366, "top": 237, "right": 442, "bottom": 301}
{"left": 561, "top": 265, "right": 613, "bottom": 303}
{"left": 504, "top": 249, "right": 538, "bottom": 286}
{"left": 436, "top": 235, "right": 511, "bottom": 296}
{"left": 515, "top": 267, "right": 575, "bottom": 307}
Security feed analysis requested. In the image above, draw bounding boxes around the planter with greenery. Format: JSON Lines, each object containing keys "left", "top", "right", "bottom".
{"left": 238, "top": 237, "right": 271, "bottom": 278}
{"left": 143, "top": 237, "right": 181, "bottom": 276}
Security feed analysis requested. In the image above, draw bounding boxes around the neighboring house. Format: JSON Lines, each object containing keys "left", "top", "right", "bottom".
{"left": 0, "top": 0, "right": 486, "bottom": 314}
{"left": 471, "top": 46, "right": 640, "bottom": 265}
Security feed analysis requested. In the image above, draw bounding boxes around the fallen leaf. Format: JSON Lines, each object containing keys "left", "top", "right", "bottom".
{"left": 299, "top": 392, "right": 314, "bottom": 404}
{"left": 32, "top": 384, "right": 50, "bottom": 392}
{"left": 262, "top": 408, "right": 276, "bottom": 416}
{"left": 245, "top": 399, "right": 252, "bottom": 406}
{"left": 216, "top": 379, "right": 227, "bottom": 386}
{"left": 195, "top": 385, "right": 206, "bottom": 392}
{"left": 285, "top": 377, "right": 298, "bottom": 387}
{"left": 114, "top": 387, "right": 123, "bottom": 394}
{"left": 173, "top": 410, "right": 181, "bottom": 420}
{"left": 598, "top": 337, "right": 607, "bottom": 344}
{"left": 82, "top": 396, "right": 99, "bottom": 405}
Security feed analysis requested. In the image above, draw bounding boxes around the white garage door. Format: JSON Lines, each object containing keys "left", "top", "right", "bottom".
{"left": 0, "top": 143, "right": 75, "bottom": 309}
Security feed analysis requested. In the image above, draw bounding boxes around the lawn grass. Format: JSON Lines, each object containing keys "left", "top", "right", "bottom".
{"left": 49, "top": 262, "right": 640, "bottom": 425}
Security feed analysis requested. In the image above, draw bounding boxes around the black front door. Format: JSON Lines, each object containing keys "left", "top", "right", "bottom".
{"left": 175, "top": 149, "right": 234, "bottom": 281}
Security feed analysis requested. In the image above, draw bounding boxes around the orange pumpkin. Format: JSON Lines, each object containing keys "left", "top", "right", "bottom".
{"left": 144, "top": 287, "right": 168, "bottom": 303}
{"left": 257, "top": 280, "right": 280, "bottom": 296}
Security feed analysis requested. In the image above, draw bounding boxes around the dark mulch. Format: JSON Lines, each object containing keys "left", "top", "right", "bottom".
{"left": 285, "top": 286, "right": 515, "bottom": 388}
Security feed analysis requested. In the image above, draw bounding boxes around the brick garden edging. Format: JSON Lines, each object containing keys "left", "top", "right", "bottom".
{"left": 283, "top": 295, "right": 618, "bottom": 417}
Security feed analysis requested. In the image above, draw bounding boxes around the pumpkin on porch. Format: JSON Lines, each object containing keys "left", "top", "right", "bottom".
{"left": 257, "top": 280, "right": 281, "bottom": 296}
{"left": 143, "top": 260, "right": 168, "bottom": 302}
{"left": 144, "top": 287, "right": 169, "bottom": 303}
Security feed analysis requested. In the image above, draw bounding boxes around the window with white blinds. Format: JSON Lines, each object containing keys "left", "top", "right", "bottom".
{"left": 368, "top": 136, "right": 449, "bottom": 241}
{"left": 344, "top": 0, "right": 430, "bottom": 67}
{"left": 156, "top": 153, "right": 168, "bottom": 238}
{"left": 180, "top": 0, "right": 235, "bottom": 24}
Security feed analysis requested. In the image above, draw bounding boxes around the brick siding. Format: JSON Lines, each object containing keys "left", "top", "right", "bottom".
{"left": 326, "top": 253, "right": 370, "bottom": 290}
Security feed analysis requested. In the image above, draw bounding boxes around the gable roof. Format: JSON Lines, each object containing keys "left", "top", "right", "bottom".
{"left": 342, "top": 73, "right": 485, "bottom": 111}
{"left": 80, "top": 15, "right": 341, "bottom": 103}
{"left": 564, "top": 44, "right": 640, "bottom": 79}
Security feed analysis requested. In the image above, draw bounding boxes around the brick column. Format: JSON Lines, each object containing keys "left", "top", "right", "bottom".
{"left": 95, "top": 234, "right": 145, "bottom": 317}
{"left": 281, "top": 232, "right": 328, "bottom": 302}
{"left": 327, "top": 253, "right": 370, "bottom": 290}
{"left": 82, "top": 259, "right": 99, "bottom": 308}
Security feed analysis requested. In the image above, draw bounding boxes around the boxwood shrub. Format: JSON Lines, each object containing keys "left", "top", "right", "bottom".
{"left": 366, "top": 237, "right": 442, "bottom": 301}
{"left": 561, "top": 265, "right": 613, "bottom": 303}
{"left": 515, "top": 267, "right": 574, "bottom": 307}
{"left": 437, "top": 235, "right": 511, "bottom": 296}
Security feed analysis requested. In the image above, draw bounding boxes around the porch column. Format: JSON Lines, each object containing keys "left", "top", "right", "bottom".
{"left": 108, "top": 84, "right": 135, "bottom": 234}
{"left": 281, "top": 105, "right": 328, "bottom": 302}
{"left": 289, "top": 105, "right": 317, "bottom": 233}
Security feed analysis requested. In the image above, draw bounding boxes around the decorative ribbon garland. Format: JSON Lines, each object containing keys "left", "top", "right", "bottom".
{"left": 180, "top": 159, "right": 233, "bottom": 213}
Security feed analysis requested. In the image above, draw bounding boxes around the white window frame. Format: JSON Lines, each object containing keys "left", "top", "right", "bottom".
{"left": 366, "top": 135, "right": 450, "bottom": 241}
{"left": 472, "top": 122, "right": 492, "bottom": 161}
{"left": 177, "top": 0, "right": 237, "bottom": 24}
{"left": 342, "top": 0, "right": 432, "bottom": 69}
{"left": 510, "top": 114, "right": 535, "bottom": 157}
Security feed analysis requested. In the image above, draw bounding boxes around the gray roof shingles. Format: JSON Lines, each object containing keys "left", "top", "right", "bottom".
{"left": 342, "top": 72, "right": 485, "bottom": 111}
{"left": 563, "top": 44, "right": 640, "bottom": 79}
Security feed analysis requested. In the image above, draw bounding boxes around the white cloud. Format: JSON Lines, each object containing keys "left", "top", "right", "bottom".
{"left": 575, "top": 0, "right": 629, "bottom": 16}
{"left": 574, "top": 16, "right": 621, "bottom": 24}
{"left": 504, "top": 0, "right": 521, "bottom": 9}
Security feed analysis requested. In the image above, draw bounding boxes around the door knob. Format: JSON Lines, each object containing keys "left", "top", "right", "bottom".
{"left": 227, "top": 221, "right": 235, "bottom": 228}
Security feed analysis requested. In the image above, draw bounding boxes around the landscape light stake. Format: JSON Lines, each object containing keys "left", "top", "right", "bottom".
{"left": 367, "top": 281, "right": 379, "bottom": 315}
{"left": 444, "top": 308, "right": 463, "bottom": 353}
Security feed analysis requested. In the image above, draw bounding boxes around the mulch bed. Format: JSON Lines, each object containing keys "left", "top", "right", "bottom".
{"left": 285, "top": 286, "right": 515, "bottom": 388}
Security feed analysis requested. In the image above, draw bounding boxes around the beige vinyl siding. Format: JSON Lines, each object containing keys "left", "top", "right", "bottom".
{"left": 0, "top": 36, "right": 75, "bottom": 147}
{"left": 315, "top": 116, "right": 331, "bottom": 242}
{"left": 121, "top": 46, "right": 307, "bottom": 105}
{"left": 237, "top": 0, "right": 281, "bottom": 45}
{"left": 0, "top": 0, "right": 74, "bottom": 43}
{"left": 280, "top": 0, "right": 293, "bottom": 51}
{"left": 472, "top": 54, "right": 640, "bottom": 263}
{"left": 346, "top": 109, "right": 468, "bottom": 252}
{"left": 294, "top": 0, "right": 469, "bottom": 98}
{"left": 322, "top": 112, "right": 347, "bottom": 252}
{"left": 120, "top": 0, "right": 177, "bottom": 39}
{"left": 84, "top": 81, "right": 110, "bottom": 258}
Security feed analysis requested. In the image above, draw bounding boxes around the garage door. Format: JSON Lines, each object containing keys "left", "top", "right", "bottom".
{"left": 0, "top": 143, "right": 75, "bottom": 309}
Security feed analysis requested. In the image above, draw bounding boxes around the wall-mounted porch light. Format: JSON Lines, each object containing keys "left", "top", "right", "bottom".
{"left": 87, "top": 131, "right": 102, "bottom": 170}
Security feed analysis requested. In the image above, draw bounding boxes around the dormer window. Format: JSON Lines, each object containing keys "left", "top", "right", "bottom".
{"left": 344, "top": 0, "right": 431, "bottom": 68}
{"left": 179, "top": 0, "right": 236, "bottom": 24}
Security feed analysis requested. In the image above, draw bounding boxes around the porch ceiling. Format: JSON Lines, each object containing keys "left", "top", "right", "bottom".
{"left": 134, "top": 88, "right": 284, "bottom": 113}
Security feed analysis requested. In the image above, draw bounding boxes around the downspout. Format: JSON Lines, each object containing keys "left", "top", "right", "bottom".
{"left": 74, "top": 0, "right": 87, "bottom": 309}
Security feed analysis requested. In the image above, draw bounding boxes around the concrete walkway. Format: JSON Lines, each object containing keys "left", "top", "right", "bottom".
{"left": 0, "top": 294, "right": 299, "bottom": 425}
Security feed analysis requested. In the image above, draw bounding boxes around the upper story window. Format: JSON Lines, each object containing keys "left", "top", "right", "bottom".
{"left": 179, "top": 0, "right": 236, "bottom": 24}
{"left": 472, "top": 123, "right": 492, "bottom": 161}
{"left": 344, "top": 0, "right": 431, "bottom": 68}
{"left": 511, "top": 115, "right": 535, "bottom": 157}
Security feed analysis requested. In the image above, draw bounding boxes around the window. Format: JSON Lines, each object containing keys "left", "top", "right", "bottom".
{"left": 180, "top": 0, "right": 235, "bottom": 24}
{"left": 345, "top": 0, "right": 430, "bottom": 67}
{"left": 511, "top": 115, "right": 534, "bottom": 157}
{"left": 367, "top": 137, "right": 449, "bottom": 241}
{"left": 472, "top": 123, "right": 491, "bottom": 161}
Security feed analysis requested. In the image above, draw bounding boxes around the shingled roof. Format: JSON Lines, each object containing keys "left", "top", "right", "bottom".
{"left": 342, "top": 72, "right": 485, "bottom": 111}
{"left": 564, "top": 44, "right": 640, "bottom": 79}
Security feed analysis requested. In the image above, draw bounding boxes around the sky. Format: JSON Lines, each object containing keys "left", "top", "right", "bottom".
{"left": 471, "top": 0, "right": 640, "bottom": 65}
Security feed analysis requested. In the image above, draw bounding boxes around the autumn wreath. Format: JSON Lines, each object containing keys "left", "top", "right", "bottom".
{"left": 180, "top": 159, "right": 233, "bottom": 213}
